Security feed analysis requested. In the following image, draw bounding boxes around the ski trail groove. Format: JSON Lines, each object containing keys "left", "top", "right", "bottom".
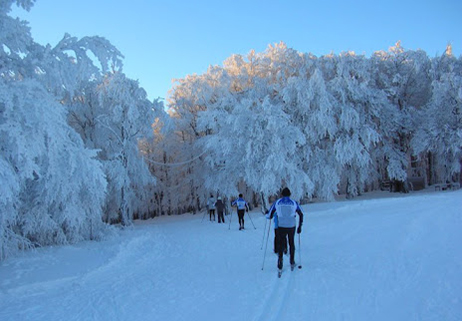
{"left": 253, "top": 268, "right": 295, "bottom": 321}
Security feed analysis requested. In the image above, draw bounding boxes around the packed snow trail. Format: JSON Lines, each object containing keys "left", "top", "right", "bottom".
{"left": 1, "top": 189, "right": 461, "bottom": 321}
{"left": 254, "top": 265, "right": 297, "bottom": 321}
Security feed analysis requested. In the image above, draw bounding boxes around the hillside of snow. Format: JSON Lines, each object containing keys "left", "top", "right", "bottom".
{"left": 1, "top": 189, "right": 461, "bottom": 321}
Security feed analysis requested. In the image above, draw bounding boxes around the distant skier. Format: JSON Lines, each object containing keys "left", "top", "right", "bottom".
{"left": 232, "top": 194, "right": 249, "bottom": 230}
{"left": 266, "top": 187, "right": 303, "bottom": 272}
{"left": 215, "top": 197, "right": 226, "bottom": 223}
{"left": 208, "top": 194, "right": 216, "bottom": 221}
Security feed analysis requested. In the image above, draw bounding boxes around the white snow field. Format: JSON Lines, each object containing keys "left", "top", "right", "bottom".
{"left": 1, "top": 189, "right": 461, "bottom": 321}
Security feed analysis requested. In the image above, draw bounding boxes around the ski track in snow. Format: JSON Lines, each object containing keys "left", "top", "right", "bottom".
{"left": 252, "top": 244, "right": 294, "bottom": 321}
{"left": 1, "top": 189, "right": 461, "bottom": 321}
{"left": 253, "top": 266, "right": 296, "bottom": 321}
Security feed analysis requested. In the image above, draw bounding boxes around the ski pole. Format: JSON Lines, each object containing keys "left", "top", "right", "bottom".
{"left": 261, "top": 218, "right": 272, "bottom": 270}
{"left": 260, "top": 218, "right": 268, "bottom": 250}
{"left": 228, "top": 209, "right": 233, "bottom": 230}
{"left": 247, "top": 211, "right": 257, "bottom": 229}
{"left": 298, "top": 233, "right": 302, "bottom": 269}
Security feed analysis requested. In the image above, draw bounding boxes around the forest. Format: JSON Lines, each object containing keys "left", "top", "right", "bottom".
{"left": 1, "top": 0, "right": 461, "bottom": 260}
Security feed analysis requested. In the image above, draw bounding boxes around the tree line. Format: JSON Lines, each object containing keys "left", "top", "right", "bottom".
{"left": 150, "top": 41, "right": 461, "bottom": 214}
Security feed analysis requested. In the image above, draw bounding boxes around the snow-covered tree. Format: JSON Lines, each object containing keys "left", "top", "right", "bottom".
{"left": 324, "top": 52, "right": 382, "bottom": 197}
{"left": 196, "top": 44, "right": 316, "bottom": 202}
{"left": 1, "top": 1, "right": 163, "bottom": 259}
{"left": 0, "top": 77, "right": 108, "bottom": 259}
{"left": 0, "top": 0, "right": 116, "bottom": 259}
{"left": 282, "top": 65, "right": 339, "bottom": 200}
{"left": 198, "top": 84, "right": 311, "bottom": 201}
{"left": 159, "top": 73, "right": 216, "bottom": 213}
{"left": 412, "top": 52, "right": 462, "bottom": 184}
{"left": 68, "top": 73, "right": 160, "bottom": 224}
{"left": 370, "top": 42, "right": 432, "bottom": 191}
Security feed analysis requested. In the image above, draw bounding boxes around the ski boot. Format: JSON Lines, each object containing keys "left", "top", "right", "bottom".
{"left": 290, "top": 261, "right": 296, "bottom": 271}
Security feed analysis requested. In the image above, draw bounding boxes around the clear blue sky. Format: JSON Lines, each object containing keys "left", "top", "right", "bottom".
{"left": 11, "top": 0, "right": 462, "bottom": 101}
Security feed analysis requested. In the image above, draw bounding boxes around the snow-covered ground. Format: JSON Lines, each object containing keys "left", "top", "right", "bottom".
{"left": 1, "top": 189, "right": 461, "bottom": 321}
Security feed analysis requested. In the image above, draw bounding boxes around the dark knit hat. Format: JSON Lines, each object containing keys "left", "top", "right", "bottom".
{"left": 281, "top": 187, "right": 291, "bottom": 197}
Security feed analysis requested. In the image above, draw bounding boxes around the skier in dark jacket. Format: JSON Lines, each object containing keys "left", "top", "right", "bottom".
{"left": 266, "top": 187, "right": 303, "bottom": 271}
{"left": 215, "top": 197, "right": 226, "bottom": 223}
{"left": 231, "top": 194, "right": 249, "bottom": 230}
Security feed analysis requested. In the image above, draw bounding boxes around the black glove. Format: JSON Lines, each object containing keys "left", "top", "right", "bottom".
{"left": 297, "top": 225, "right": 302, "bottom": 234}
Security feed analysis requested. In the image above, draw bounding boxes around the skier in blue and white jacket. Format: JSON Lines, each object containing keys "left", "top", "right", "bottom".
{"left": 266, "top": 187, "right": 304, "bottom": 271}
{"left": 231, "top": 194, "right": 249, "bottom": 230}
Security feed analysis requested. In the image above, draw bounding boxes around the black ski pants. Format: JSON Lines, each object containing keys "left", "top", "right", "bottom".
{"left": 274, "top": 228, "right": 288, "bottom": 254}
{"left": 209, "top": 209, "right": 215, "bottom": 221}
{"left": 276, "top": 227, "right": 296, "bottom": 266}
{"left": 217, "top": 211, "right": 225, "bottom": 223}
{"left": 237, "top": 209, "right": 245, "bottom": 227}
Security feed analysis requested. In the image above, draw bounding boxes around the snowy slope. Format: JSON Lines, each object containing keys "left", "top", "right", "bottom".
{"left": 1, "top": 189, "right": 461, "bottom": 321}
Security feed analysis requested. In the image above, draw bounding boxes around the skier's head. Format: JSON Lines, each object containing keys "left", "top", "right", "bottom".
{"left": 281, "top": 187, "right": 291, "bottom": 197}
{"left": 239, "top": 193, "right": 243, "bottom": 198}
{"left": 217, "top": 196, "right": 222, "bottom": 200}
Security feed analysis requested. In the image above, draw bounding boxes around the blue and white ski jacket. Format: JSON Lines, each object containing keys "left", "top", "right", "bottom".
{"left": 266, "top": 197, "right": 304, "bottom": 228}
{"left": 208, "top": 197, "right": 216, "bottom": 210}
{"left": 232, "top": 197, "right": 249, "bottom": 211}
